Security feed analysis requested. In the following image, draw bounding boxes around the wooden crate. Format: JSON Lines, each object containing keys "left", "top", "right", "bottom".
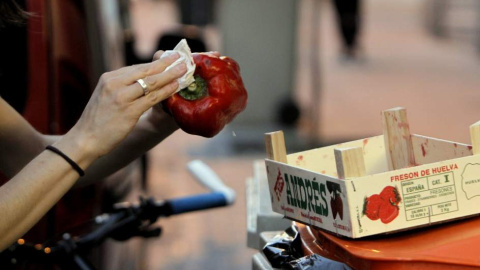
{"left": 264, "top": 107, "right": 480, "bottom": 238}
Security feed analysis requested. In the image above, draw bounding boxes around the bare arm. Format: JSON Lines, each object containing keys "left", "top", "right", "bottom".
{"left": 0, "top": 51, "right": 186, "bottom": 250}
{"left": 40, "top": 108, "right": 179, "bottom": 187}
{"left": 0, "top": 115, "right": 98, "bottom": 251}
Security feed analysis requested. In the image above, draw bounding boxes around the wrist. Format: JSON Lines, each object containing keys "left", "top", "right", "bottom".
{"left": 45, "top": 145, "right": 85, "bottom": 176}
{"left": 52, "top": 130, "right": 100, "bottom": 171}
{"left": 145, "top": 106, "right": 179, "bottom": 135}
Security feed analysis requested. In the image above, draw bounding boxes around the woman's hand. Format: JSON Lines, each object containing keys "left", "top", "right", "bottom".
{"left": 66, "top": 51, "right": 187, "bottom": 160}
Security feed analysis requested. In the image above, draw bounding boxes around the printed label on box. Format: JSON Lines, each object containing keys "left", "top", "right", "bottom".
{"left": 401, "top": 172, "right": 458, "bottom": 221}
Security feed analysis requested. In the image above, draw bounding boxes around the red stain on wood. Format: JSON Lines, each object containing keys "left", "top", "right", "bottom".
{"left": 397, "top": 123, "right": 409, "bottom": 129}
{"left": 468, "top": 145, "right": 473, "bottom": 150}
{"left": 363, "top": 139, "right": 369, "bottom": 147}
{"left": 296, "top": 155, "right": 304, "bottom": 165}
{"left": 421, "top": 144, "right": 427, "bottom": 157}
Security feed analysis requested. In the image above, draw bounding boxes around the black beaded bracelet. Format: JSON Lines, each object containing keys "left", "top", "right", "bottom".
{"left": 46, "top": 145, "right": 85, "bottom": 177}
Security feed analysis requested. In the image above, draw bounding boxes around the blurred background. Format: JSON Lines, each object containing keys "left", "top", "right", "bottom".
{"left": 1, "top": 0, "right": 480, "bottom": 269}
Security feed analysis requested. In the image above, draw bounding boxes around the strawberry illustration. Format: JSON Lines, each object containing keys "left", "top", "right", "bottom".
{"left": 330, "top": 196, "right": 338, "bottom": 219}
{"left": 380, "top": 186, "right": 401, "bottom": 206}
{"left": 363, "top": 194, "right": 385, "bottom": 220}
{"left": 379, "top": 202, "right": 399, "bottom": 224}
{"left": 335, "top": 195, "right": 344, "bottom": 219}
{"left": 330, "top": 193, "right": 344, "bottom": 220}
{"left": 327, "top": 181, "right": 344, "bottom": 220}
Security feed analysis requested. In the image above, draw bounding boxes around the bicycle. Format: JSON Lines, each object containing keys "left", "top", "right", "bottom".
{"left": 0, "top": 160, "right": 235, "bottom": 270}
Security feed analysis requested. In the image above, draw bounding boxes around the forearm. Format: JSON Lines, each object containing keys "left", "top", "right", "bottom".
{"left": 0, "top": 108, "right": 175, "bottom": 249}
{"left": 76, "top": 109, "right": 178, "bottom": 186}
{"left": 38, "top": 110, "right": 177, "bottom": 187}
{"left": 0, "top": 135, "right": 97, "bottom": 251}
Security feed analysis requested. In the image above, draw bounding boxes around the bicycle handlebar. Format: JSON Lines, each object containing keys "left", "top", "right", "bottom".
{"left": 166, "top": 191, "right": 228, "bottom": 215}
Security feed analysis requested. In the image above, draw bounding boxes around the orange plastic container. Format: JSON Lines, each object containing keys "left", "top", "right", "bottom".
{"left": 295, "top": 216, "right": 480, "bottom": 269}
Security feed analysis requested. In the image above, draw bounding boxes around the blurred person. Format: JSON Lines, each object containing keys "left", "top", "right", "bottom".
{"left": 331, "top": 0, "right": 362, "bottom": 60}
{"left": 0, "top": 0, "right": 189, "bottom": 251}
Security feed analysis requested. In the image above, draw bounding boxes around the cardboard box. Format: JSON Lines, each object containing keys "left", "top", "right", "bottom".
{"left": 264, "top": 107, "right": 480, "bottom": 238}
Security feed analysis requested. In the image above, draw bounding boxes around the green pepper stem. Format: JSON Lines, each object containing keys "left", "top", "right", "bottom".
{"left": 178, "top": 75, "right": 208, "bottom": 100}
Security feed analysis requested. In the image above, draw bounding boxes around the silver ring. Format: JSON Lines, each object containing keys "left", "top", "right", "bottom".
{"left": 136, "top": 78, "right": 149, "bottom": 95}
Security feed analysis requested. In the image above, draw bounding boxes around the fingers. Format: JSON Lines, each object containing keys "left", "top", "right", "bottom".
{"left": 207, "top": 51, "right": 221, "bottom": 57}
{"left": 132, "top": 79, "right": 179, "bottom": 114}
{"left": 124, "top": 62, "right": 187, "bottom": 101}
{"left": 116, "top": 50, "right": 219, "bottom": 86}
{"left": 119, "top": 52, "right": 181, "bottom": 85}
{"left": 106, "top": 49, "right": 223, "bottom": 109}
{"left": 145, "top": 62, "right": 187, "bottom": 91}
{"left": 194, "top": 51, "right": 221, "bottom": 58}
{"left": 153, "top": 50, "right": 170, "bottom": 61}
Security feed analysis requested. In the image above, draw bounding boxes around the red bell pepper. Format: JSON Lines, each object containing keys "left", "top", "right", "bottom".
{"left": 163, "top": 53, "right": 248, "bottom": 137}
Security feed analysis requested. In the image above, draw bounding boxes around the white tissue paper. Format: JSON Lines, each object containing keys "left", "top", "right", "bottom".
{"left": 161, "top": 39, "right": 196, "bottom": 93}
